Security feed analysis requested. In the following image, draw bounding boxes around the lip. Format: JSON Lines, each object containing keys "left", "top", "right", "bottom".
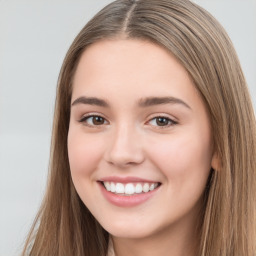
{"left": 99, "top": 176, "right": 159, "bottom": 184}
{"left": 98, "top": 177, "right": 161, "bottom": 207}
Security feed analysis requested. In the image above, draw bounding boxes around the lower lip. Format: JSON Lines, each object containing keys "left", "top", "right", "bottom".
{"left": 98, "top": 182, "right": 160, "bottom": 207}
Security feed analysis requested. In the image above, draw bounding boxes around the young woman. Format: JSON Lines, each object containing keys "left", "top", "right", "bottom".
{"left": 22, "top": 0, "right": 256, "bottom": 255}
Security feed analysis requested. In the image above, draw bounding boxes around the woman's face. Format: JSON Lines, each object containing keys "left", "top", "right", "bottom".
{"left": 68, "top": 39, "right": 215, "bottom": 239}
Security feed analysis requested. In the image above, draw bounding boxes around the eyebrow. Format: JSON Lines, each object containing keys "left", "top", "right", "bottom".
{"left": 71, "top": 96, "right": 191, "bottom": 110}
{"left": 138, "top": 96, "right": 191, "bottom": 109}
{"left": 71, "top": 96, "right": 109, "bottom": 107}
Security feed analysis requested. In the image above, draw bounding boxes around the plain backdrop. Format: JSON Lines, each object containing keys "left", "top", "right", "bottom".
{"left": 0, "top": 1, "right": 255, "bottom": 255}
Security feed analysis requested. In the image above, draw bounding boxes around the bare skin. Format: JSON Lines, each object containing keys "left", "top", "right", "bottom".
{"left": 68, "top": 39, "right": 217, "bottom": 256}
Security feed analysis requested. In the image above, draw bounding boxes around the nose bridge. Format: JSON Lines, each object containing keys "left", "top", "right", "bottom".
{"left": 106, "top": 121, "right": 144, "bottom": 167}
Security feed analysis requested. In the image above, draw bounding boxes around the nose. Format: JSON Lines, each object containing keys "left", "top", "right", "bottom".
{"left": 104, "top": 123, "right": 145, "bottom": 168}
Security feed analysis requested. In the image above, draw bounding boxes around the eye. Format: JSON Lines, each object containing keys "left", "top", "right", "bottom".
{"left": 79, "top": 115, "right": 108, "bottom": 126}
{"left": 148, "top": 116, "right": 177, "bottom": 127}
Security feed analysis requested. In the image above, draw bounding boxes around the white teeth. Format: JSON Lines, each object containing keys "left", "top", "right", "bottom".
{"left": 103, "top": 182, "right": 159, "bottom": 195}
{"left": 143, "top": 183, "right": 149, "bottom": 193}
{"left": 110, "top": 182, "right": 116, "bottom": 193}
{"left": 125, "top": 183, "right": 135, "bottom": 194}
{"left": 115, "top": 183, "right": 125, "bottom": 194}
{"left": 135, "top": 183, "right": 143, "bottom": 193}
{"left": 149, "top": 183, "right": 155, "bottom": 191}
{"left": 105, "top": 182, "right": 111, "bottom": 191}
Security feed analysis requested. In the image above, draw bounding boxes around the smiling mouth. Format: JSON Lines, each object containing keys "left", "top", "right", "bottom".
{"left": 100, "top": 181, "right": 161, "bottom": 196}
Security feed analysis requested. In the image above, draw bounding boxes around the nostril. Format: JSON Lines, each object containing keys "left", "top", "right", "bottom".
{"left": 105, "top": 147, "right": 145, "bottom": 167}
{"left": 104, "top": 130, "right": 145, "bottom": 167}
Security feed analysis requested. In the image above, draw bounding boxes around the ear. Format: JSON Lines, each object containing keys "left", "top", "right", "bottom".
{"left": 211, "top": 152, "right": 221, "bottom": 171}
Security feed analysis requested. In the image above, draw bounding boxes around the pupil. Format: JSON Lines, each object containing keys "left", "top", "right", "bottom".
{"left": 156, "top": 117, "right": 168, "bottom": 126}
{"left": 93, "top": 116, "right": 104, "bottom": 125}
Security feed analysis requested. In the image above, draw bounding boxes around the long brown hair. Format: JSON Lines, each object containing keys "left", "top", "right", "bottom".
{"left": 22, "top": 0, "right": 256, "bottom": 255}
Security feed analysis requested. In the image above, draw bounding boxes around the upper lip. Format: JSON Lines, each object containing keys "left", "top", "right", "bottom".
{"left": 99, "top": 176, "right": 160, "bottom": 183}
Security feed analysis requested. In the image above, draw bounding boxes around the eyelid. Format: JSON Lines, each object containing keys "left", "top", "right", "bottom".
{"left": 146, "top": 114, "right": 178, "bottom": 128}
{"left": 77, "top": 112, "right": 178, "bottom": 128}
{"left": 78, "top": 111, "right": 108, "bottom": 121}
{"left": 78, "top": 113, "right": 109, "bottom": 126}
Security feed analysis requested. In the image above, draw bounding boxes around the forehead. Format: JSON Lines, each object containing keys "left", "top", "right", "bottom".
{"left": 71, "top": 39, "right": 199, "bottom": 107}
{"left": 73, "top": 39, "right": 190, "bottom": 82}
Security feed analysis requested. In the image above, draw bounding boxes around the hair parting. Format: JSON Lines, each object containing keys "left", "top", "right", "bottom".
{"left": 22, "top": 1, "right": 256, "bottom": 255}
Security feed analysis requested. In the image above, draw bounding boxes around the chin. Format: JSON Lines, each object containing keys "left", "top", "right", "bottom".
{"left": 99, "top": 218, "right": 160, "bottom": 239}
{"left": 108, "top": 228, "right": 152, "bottom": 239}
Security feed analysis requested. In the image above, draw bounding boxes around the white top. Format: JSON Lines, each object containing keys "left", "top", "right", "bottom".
{"left": 107, "top": 238, "right": 115, "bottom": 256}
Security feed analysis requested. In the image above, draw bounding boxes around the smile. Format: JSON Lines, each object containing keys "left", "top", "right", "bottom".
{"left": 103, "top": 182, "right": 160, "bottom": 196}
{"left": 98, "top": 177, "right": 161, "bottom": 207}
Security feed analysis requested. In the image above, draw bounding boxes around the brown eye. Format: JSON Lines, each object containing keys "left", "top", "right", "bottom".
{"left": 79, "top": 115, "right": 107, "bottom": 126}
{"left": 156, "top": 117, "right": 170, "bottom": 126}
{"left": 92, "top": 116, "right": 105, "bottom": 125}
{"left": 148, "top": 116, "right": 177, "bottom": 127}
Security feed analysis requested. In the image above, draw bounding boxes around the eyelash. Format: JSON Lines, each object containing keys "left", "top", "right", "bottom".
{"left": 79, "top": 114, "right": 109, "bottom": 127}
{"left": 78, "top": 114, "right": 177, "bottom": 128}
{"left": 147, "top": 116, "right": 177, "bottom": 128}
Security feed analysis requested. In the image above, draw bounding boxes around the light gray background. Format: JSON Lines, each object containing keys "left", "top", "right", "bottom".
{"left": 0, "top": 1, "right": 255, "bottom": 255}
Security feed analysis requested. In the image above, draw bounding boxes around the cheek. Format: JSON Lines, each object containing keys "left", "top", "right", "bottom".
{"left": 146, "top": 129, "right": 213, "bottom": 217}
{"left": 67, "top": 129, "right": 105, "bottom": 178}
{"left": 148, "top": 128, "right": 213, "bottom": 182}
